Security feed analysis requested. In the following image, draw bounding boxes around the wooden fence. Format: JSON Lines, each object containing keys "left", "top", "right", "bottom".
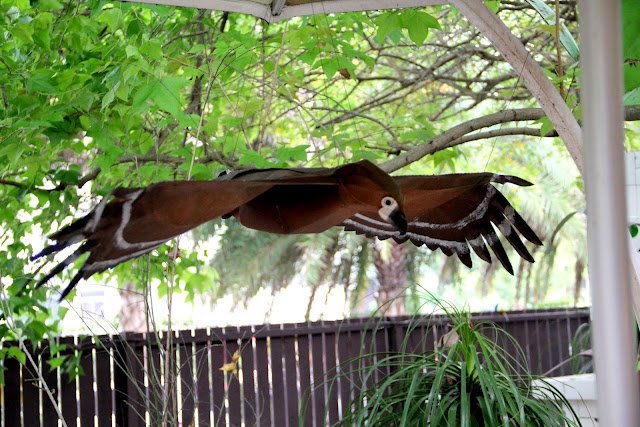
{"left": 0, "top": 308, "right": 590, "bottom": 427}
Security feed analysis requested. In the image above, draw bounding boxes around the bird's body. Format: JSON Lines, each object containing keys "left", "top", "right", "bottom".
{"left": 32, "top": 160, "right": 542, "bottom": 300}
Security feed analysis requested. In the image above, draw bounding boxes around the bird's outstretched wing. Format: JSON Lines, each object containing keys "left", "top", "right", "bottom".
{"left": 32, "top": 162, "right": 541, "bottom": 300}
{"left": 342, "top": 173, "right": 542, "bottom": 274}
{"left": 31, "top": 160, "right": 401, "bottom": 300}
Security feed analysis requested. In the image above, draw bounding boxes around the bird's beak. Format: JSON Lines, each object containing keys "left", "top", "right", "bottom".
{"left": 389, "top": 208, "right": 408, "bottom": 235}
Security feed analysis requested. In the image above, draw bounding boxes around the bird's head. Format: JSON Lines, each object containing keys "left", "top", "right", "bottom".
{"left": 334, "top": 160, "right": 407, "bottom": 235}
{"left": 378, "top": 195, "right": 408, "bottom": 235}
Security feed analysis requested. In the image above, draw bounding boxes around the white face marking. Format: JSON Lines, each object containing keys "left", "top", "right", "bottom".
{"left": 378, "top": 196, "right": 399, "bottom": 222}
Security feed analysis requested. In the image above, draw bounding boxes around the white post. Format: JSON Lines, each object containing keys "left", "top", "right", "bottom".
{"left": 580, "top": 0, "right": 640, "bottom": 425}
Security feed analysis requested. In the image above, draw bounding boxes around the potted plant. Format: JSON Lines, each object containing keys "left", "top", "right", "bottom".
{"left": 316, "top": 298, "right": 581, "bottom": 426}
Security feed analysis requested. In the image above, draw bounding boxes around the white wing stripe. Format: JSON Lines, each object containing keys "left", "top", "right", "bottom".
{"left": 353, "top": 213, "right": 395, "bottom": 229}
{"left": 343, "top": 219, "right": 470, "bottom": 253}
{"left": 114, "top": 190, "right": 169, "bottom": 251}
{"left": 86, "top": 242, "right": 166, "bottom": 273}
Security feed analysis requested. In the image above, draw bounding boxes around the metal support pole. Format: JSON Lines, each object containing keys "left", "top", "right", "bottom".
{"left": 580, "top": 0, "right": 640, "bottom": 425}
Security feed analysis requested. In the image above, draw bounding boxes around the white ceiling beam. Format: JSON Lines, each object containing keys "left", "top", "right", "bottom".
{"left": 121, "top": 0, "right": 447, "bottom": 22}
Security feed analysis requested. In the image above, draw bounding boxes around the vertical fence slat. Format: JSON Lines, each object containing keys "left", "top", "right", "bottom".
{"left": 359, "top": 322, "right": 376, "bottom": 399}
{"left": 270, "top": 330, "right": 287, "bottom": 427}
{"left": 59, "top": 336, "right": 78, "bottom": 425}
{"left": 283, "top": 330, "right": 299, "bottom": 427}
{"left": 41, "top": 351, "right": 60, "bottom": 425}
{"left": 336, "top": 317, "right": 364, "bottom": 420}
{"left": 194, "top": 329, "right": 212, "bottom": 427}
{"left": 227, "top": 341, "right": 242, "bottom": 426}
{"left": 297, "top": 327, "right": 313, "bottom": 427}
{"left": 324, "top": 322, "right": 340, "bottom": 425}
{"left": 166, "top": 334, "right": 179, "bottom": 427}
{"left": 254, "top": 334, "right": 272, "bottom": 427}
{"left": 125, "top": 336, "right": 147, "bottom": 427}
{"left": 3, "top": 356, "right": 21, "bottom": 427}
{"left": 95, "top": 343, "right": 113, "bottom": 427}
{"left": 336, "top": 321, "right": 351, "bottom": 420}
{"left": 210, "top": 330, "right": 227, "bottom": 427}
{"left": 311, "top": 328, "right": 327, "bottom": 427}
{"left": 555, "top": 316, "right": 569, "bottom": 376}
{"left": 148, "top": 335, "right": 163, "bottom": 427}
{"left": 239, "top": 327, "right": 257, "bottom": 426}
{"left": 178, "top": 331, "right": 196, "bottom": 427}
{"left": 22, "top": 361, "right": 40, "bottom": 427}
{"left": 78, "top": 341, "right": 96, "bottom": 427}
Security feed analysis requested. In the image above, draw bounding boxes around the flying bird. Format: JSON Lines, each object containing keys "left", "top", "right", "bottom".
{"left": 31, "top": 160, "right": 542, "bottom": 300}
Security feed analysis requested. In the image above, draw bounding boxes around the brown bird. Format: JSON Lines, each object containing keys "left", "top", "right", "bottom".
{"left": 31, "top": 160, "right": 541, "bottom": 300}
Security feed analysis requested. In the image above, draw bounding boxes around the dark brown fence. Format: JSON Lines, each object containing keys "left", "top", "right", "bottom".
{"left": 1, "top": 308, "right": 590, "bottom": 427}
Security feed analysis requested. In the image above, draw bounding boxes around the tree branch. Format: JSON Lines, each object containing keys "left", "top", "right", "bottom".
{"left": 380, "top": 108, "right": 547, "bottom": 173}
{"left": 381, "top": 105, "right": 640, "bottom": 173}
{"left": 0, "top": 179, "right": 25, "bottom": 188}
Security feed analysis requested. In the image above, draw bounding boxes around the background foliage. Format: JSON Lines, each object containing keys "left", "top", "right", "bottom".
{"left": 0, "top": 0, "right": 605, "bottom": 344}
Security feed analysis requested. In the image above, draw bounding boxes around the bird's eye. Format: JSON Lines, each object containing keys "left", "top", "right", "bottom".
{"left": 381, "top": 196, "right": 396, "bottom": 207}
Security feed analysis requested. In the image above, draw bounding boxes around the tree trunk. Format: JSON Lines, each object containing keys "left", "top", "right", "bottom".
{"left": 371, "top": 239, "right": 409, "bottom": 316}
{"left": 514, "top": 256, "right": 530, "bottom": 307}
{"left": 118, "top": 281, "right": 146, "bottom": 332}
{"left": 480, "top": 262, "right": 496, "bottom": 295}
{"left": 574, "top": 257, "right": 585, "bottom": 305}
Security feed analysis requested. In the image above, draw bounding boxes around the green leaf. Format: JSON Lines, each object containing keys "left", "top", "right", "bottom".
{"left": 102, "top": 81, "right": 120, "bottom": 110}
{"left": 10, "top": 22, "right": 34, "bottom": 44}
{"left": 320, "top": 56, "right": 353, "bottom": 79}
{"left": 537, "top": 116, "right": 554, "bottom": 137}
{"left": 484, "top": 1, "right": 500, "bottom": 13}
{"left": 524, "top": 0, "right": 579, "bottom": 60}
{"left": 33, "top": 12, "right": 54, "bottom": 31}
{"left": 15, "top": 0, "right": 31, "bottom": 9}
{"left": 188, "top": 163, "right": 214, "bottom": 180}
{"left": 624, "top": 87, "right": 640, "bottom": 106}
{"left": 237, "top": 149, "right": 271, "bottom": 167}
{"left": 8, "top": 347, "right": 26, "bottom": 365}
{"left": 140, "top": 40, "right": 163, "bottom": 61}
{"left": 132, "top": 77, "right": 189, "bottom": 116}
{"left": 153, "top": 79, "right": 185, "bottom": 116}
{"left": 276, "top": 145, "right": 309, "bottom": 162}
{"left": 631, "top": 224, "right": 639, "bottom": 238}
{"left": 97, "top": 8, "right": 125, "bottom": 32}
{"left": 400, "top": 128, "right": 435, "bottom": 142}
{"left": 125, "top": 45, "right": 141, "bottom": 58}
{"left": 263, "top": 60, "right": 276, "bottom": 73}
{"left": 39, "top": 0, "right": 64, "bottom": 10}
{"left": 126, "top": 19, "right": 143, "bottom": 37}
{"left": 374, "top": 12, "right": 402, "bottom": 44}
{"left": 33, "top": 32, "right": 51, "bottom": 50}
{"left": 406, "top": 17, "right": 429, "bottom": 47}
{"left": 27, "top": 70, "right": 57, "bottom": 94}
{"left": 47, "top": 356, "right": 67, "bottom": 371}
{"left": 623, "top": 0, "right": 640, "bottom": 92}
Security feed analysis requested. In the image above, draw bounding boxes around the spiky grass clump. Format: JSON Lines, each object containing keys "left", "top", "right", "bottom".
{"left": 334, "top": 300, "right": 581, "bottom": 426}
